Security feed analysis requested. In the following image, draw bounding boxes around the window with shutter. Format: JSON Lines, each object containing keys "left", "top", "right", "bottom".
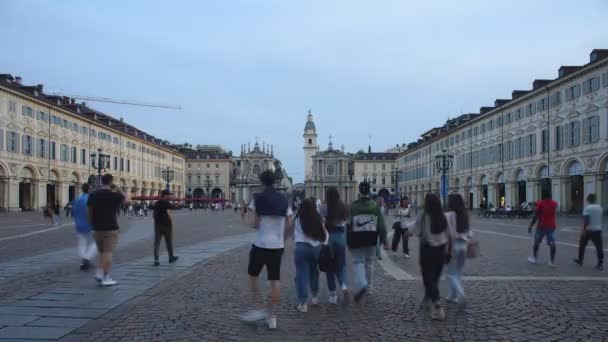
{"left": 0, "top": 129, "right": 3, "bottom": 151}
{"left": 564, "top": 124, "right": 571, "bottom": 148}
{"left": 582, "top": 118, "right": 590, "bottom": 144}
{"left": 590, "top": 76, "right": 600, "bottom": 92}
{"left": 583, "top": 79, "right": 591, "bottom": 94}
{"left": 590, "top": 116, "right": 599, "bottom": 143}
{"left": 15, "top": 132, "right": 20, "bottom": 153}
{"left": 602, "top": 72, "right": 608, "bottom": 87}
{"left": 573, "top": 121, "right": 580, "bottom": 146}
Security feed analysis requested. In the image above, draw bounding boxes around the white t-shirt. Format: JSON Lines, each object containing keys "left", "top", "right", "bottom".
{"left": 445, "top": 211, "right": 473, "bottom": 242}
{"left": 293, "top": 218, "right": 327, "bottom": 246}
{"left": 583, "top": 204, "right": 603, "bottom": 231}
{"left": 249, "top": 199, "right": 293, "bottom": 249}
{"left": 404, "top": 213, "right": 449, "bottom": 247}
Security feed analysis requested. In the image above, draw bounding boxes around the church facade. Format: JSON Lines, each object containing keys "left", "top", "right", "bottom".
{"left": 232, "top": 140, "right": 292, "bottom": 203}
{"left": 303, "top": 112, "right": 357, "bottom": 203}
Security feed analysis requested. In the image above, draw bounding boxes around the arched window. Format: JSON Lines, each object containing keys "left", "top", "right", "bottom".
{"left": 568, "top": 161, "right": 583, "bottom": 176}
{"left": 481, "top": 175, "right": 488, "bottom": 185}
{"left": 516, "top": 169, "right": 526, "bottom": 181}
{"left": 539, "top": 166, "right": 549, "bottom": 179}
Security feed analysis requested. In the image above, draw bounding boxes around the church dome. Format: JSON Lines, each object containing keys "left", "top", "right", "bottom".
{"left": 304, "top": 111, "right": 316, "bottom": 131}
{"left": 305, "top": 120, "right": 316, "bottom": 131}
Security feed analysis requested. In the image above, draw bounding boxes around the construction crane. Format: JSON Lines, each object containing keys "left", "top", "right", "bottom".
{"left": 51, "top": 93, "right": 181, "bottom": 110}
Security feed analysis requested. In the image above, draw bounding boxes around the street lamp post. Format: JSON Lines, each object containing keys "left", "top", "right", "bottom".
{"left": 391, "top": 165, "right": 404, "bottom": 204}
{"left": 204, "top": 178, "right": 212, "bottom": 197}
{"left": 90, "top": 148, "right": 110, "bottom": 189}
{"left": 435, "top": 149, "right": 454, "bottom": 208}
{"left": 161, "top": 167, "right": 175, "bottom": 192}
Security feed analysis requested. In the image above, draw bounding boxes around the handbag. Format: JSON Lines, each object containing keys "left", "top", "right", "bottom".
{"left": 318, "top": 244, "right": 337, "bottom": 273}
{"left": 466, "top": 239, "right": 480, "bottom": 258}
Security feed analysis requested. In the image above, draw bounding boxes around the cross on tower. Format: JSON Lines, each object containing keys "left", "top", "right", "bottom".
{"left": 328, "top": 134, "right": 333, "bottom": 143}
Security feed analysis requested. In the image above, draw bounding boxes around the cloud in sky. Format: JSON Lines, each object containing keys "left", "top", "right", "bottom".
{"left": 1, "top": 0, "right": 606, "bottom": 182}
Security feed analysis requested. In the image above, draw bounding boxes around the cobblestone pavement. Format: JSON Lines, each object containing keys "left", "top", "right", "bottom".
{"left": 0, "top": 211, "right": 248, "bottom": 302}
{"left": 1, "top": 212, "right": 608, "bottom": 341}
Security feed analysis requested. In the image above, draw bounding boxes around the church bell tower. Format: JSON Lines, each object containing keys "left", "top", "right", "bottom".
{"left": 303, "top": 110, "right": 319, "bottom": 181}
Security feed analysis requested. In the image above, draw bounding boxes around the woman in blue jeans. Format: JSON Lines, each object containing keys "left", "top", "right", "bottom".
{"left": 294, "top": 198, "right": 327, "bottom": 313}
{"left": 445, "top": 193, "right": 472, "bottom": 307}
{"left": 321, "top": 187, "right": 349, "bottom": 305}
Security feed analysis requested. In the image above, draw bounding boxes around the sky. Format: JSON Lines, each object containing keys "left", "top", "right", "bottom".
{"left": 1, "top": 0, "right": 606, "bottom": 183}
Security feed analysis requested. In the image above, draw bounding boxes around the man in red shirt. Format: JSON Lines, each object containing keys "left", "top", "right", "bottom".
{"left": 528, "top": 190, "right": 558, "bottom": 267}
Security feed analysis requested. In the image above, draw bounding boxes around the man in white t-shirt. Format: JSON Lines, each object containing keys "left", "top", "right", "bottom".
{"left": 240, "top": 170, "right": 293, "bottom": 329}
{"left": 573, "top": 193, "right": 604, "bottom": 270}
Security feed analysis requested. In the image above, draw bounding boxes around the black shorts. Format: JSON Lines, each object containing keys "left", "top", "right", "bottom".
{"left": 247, "top": 245, "right": 284, "bottom": 281}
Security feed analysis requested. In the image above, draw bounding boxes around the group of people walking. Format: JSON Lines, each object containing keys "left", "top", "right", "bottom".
{"left": 67, "top": 169, "right": 603, "bottom": 329}
{"left": 240, "top": 169, "right": 477, "bottom": 329}
{"left": 71, "top": 173, "right": 179, "bottom": 287}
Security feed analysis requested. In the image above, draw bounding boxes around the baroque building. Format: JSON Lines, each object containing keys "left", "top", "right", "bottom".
{"left": 303, "top": 114, "right": 357, "bottom": 203}
{"left": 0, "top": 74, "right": 185, "bottom": 211}
{"left": 396, "top": 49, "right": 608, "bottom": 213}
{"left": 232, "top": 140, "right": 292, "bottom": 203}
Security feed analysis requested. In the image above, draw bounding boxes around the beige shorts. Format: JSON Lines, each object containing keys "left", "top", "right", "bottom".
{"left": 93, "top": 230, "right": 119, "bottom": 253}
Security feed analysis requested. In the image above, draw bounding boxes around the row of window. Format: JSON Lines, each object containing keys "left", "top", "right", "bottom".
{"left": 188, "top": 163, "right": 221, "bottom": 169}
{"left": 1, "top": 129, "right": 142, "bottom": 173}
{"left": 11, "top": 101, "right": 169, "bottom": 160}
{"left": 362, "top": 163, "right": 389, "bottom": 171}
{"left": 427, "top": 71, "right": 608, "bottom": 153}
{"left": 187, "top": 174, "right": 221, "bottom": 185}
{"left": 404, "top": 116, "right": 601, "bottom": 176}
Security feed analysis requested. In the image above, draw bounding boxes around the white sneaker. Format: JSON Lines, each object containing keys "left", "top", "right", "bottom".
{"left": 548, "top": 261, "right": 556, "bottom": 267}
{"left": 100, "top": 277, "right": 117, "bottom": 287}
{"left": 239, "top": 309, "right": 267, "bottom": 322}
{"left": 266, "top": 314, "right": 277, "bottom": 329}
{"left": 404, "top": 254, "right": 410, "bottom": 258}
{"left": 310, "top": 296, "right": 319, "bottom": 306}
{"left": 328, "top": 294, "right": 338, "bottom": 305}
{"left": 527, "top": 256, "right": 537, "bottom": 264}
{"left": 296, "top": 303, "right": 308, "bottom": 313}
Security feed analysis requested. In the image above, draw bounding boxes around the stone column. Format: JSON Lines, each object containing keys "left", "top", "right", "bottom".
{"left": 487, "top": 185, "right": 496, "bottom": 207}
{"left": 8, "top": 179, "right": 19, "bottom": 212}
{"left": 61, "top": 182, "right": 69, "bottom": 206}
{"left": 526, "top": 180, "right": 534, "bottom": 204}
{"left": 553, "top": 177, "right": 566, "bottom": 213}
{"left": 36, "top": 181, "right": 47, "bottom": 210}
{"left": 583, "top": 173, "right": 597, "bottom": 200}
{"left": 505, "top": 182, "right": 513, "bottom": 207}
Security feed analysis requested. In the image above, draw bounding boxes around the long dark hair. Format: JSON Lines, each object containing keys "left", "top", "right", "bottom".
{"left": 424, "top": 193, "right": 447, "bottom": 234}
{"left": 447, "top": 193, "right": 469, "bottom": 233}
{"left": 297, "top": 198, "right": 326, "bottom": 242}
{"left": 325, "top": 187, "right": 348, "bottom": 228}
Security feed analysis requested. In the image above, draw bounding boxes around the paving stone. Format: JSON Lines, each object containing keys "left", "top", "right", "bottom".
{"left": 0, "top": 307, "right": 106, "bottom": 319}
{"left": 0, "top": 326, "right": 74, "bottom": 339}
{"left": 0, "top": 314, "right": 40, "bottom": 326}
{"left": 27, "top": 317, "right": 90, "bottom": 329}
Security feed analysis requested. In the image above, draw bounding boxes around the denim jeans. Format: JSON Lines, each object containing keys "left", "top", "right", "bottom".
{"left": 326, "top": 228, "right": 348, "bottom": 292}
{"left": 350, "top": 246, "right": 375, "bottom": 292}
{"left": 446, "top": 240, "right": 467, "bottom": 300}
{"left": 420, "top": 243, "right": 446, "bottom": 302}
{"left": 294, "top": 242, "right": 321, "bottom": 304}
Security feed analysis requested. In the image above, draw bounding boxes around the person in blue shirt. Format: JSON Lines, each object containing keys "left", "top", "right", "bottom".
{"left": 72, "top": 183, "right": 97, "bottom": 271}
